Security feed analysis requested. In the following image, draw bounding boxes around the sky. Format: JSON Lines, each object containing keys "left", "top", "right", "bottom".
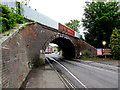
{"left": 27, "top": 0, "right": 87, "bottom": 36}
{"left": 29, "top": 0, "right": 86, "bottom": 24}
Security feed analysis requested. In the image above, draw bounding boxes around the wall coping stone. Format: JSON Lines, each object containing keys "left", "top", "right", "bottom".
{"left": 0, "top": 22, "right": 34, "bottom": 45}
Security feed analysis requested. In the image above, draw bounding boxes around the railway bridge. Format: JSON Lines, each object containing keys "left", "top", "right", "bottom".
{"left": 0, "top": 1, "right": 96, "bottom": 88}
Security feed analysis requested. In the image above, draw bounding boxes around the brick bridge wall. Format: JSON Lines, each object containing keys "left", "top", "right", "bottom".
{"left": 0, "top": 22, "right": 96, "bottom": 88}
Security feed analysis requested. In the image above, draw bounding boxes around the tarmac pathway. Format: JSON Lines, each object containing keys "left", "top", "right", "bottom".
{"left": 25, "top": 65, "right": 66, "bottom": 88}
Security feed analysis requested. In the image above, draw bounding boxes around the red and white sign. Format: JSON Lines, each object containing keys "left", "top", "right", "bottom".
{"left": 97, "top": 49, "right": 103, "bottom": 55}
{"left": 59, "top": 23, "right": 75, "bottom": 36}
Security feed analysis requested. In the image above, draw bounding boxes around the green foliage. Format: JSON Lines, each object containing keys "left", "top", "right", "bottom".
{"left": 16, "top": 1, "right": 21, "bottom": 15}
{"left": 82, "top": 2, "right": 120, "bottom": 48}
{"left": 56, "top": 46, "right": 62, "bottom": 52}
{"left": 31, "top": 57, "right": 40, "bottom": 68}
{"left": 15, "top": 14, "right": 25, "bottom": 23}
{"left": 80, "top": 35, "right": 84, "bottom": 41}
{"left": 81, "top": 50, "right": 93, "bottom": 58}
{"left": 109, "top": 28, "right": 120, "bottom": 59}
{"left": 16, "top": 1, "right": 24, "bottom": 15}
{"left": 29, "top": 56, "right": 45, "bottom": 69}
{"left": 65, "top": 19, "right": 80, "bottom": 33}
{"left": 0, "top": 4, "right": 26, "bottom": 33}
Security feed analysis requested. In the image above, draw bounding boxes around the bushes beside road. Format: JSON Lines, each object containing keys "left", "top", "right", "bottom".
{"left": 0, "top": 4, "right": 26, "bottom": 33}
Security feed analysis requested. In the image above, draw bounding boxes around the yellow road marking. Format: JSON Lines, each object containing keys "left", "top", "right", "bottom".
{"left": 61, "top": 75, "right": 77, "bottom": 90}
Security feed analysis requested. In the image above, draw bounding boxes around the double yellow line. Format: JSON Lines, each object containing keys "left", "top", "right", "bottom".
{"left": 61, "top": 74, "right": 77, "bottom": 90}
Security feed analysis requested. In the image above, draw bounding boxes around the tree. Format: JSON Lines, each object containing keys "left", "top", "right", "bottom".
{"left": 56, "top": 46, "right": 61, "bottom": 52}
{"left": 82, "top": 2, "right": 120, "bottom": 48}
{"left": 109, "top": 28, "right": 120, "bottom": 59}
{"left": 65, "top": 19, "right": 80, "bottom": 33}
{"left": 65, "top": 19, "right": 84, "bottom": 40}
{"left": 0, "top": 4, "right": 25, "bottom": 33}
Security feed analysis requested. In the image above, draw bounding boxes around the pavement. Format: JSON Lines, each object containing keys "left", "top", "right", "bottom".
{"left": 25, "top": 64, "right": 66, "bottom": 88}
{"left": 73, "top": 59, "right": 119, "bottom": 72}
{"left": 75, "top": 59, "right": 119, "bottom": 67}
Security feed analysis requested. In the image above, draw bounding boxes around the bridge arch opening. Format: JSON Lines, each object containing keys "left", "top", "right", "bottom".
{"left": 45, "top": 38, "right": 75, "bottom": 59}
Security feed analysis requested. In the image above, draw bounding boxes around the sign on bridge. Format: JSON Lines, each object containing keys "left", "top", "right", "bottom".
{"left": 59, "top": 23, "right": 75, "bottom": 36}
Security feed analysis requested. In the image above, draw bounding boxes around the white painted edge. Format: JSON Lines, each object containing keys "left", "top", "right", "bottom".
{"left": 49, "top": 57, "right": 88, "bottom": 88}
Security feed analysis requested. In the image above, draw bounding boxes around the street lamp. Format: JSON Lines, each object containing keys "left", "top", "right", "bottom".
{"left": 102, "top": 41, "right": 106, "bottom": 46}
{"left": 102, "top": 41, "right": 107, "bottom": 58}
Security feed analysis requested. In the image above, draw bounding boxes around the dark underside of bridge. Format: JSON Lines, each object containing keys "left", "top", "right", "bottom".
{"left": 51, "top": 38, "right": 75, "bottom": 59}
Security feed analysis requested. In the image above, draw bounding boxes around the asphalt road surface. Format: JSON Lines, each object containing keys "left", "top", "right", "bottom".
{"left": 46, "top": 54, "right": 118, "bottom": 89}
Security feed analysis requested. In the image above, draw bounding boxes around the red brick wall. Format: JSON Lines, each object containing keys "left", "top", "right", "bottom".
{"left": 1, "top": 22, "right": 96, "bottom": 88}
